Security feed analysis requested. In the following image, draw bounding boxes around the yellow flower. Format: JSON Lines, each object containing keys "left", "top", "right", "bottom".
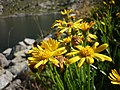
{"left": 52, "top": 19, "right": 82, "bottom": 34}
{"left": 86, "top": 33, "right": 97, "bottom": 42}
{"left": 51, "top": 20, "right": 67, "bottom": 28}
{"left": 28, "top": 38, "right": 67, "bottom": 69}
{"left": 79, "top": 33, "right": 97, "bottom": 43}
{"left": 103, "top": 1, "right": 107, "bottom": 5}
{"left": 61, "top": 9, "right": 73, "bottom": 15}
{"left": 59, "top": 36, "right": 72, "bottom": 44}
{"left": 108, "top": 69, "right": 120, "bottom": 85}
{"left": 79, "top": 21, "right": 95, "bottom": 31}
{"left": 109, "top": 0, "right": 115, "bottom": 4}
{"left": 66, "top": 42, "right": 112, "bottom": 67}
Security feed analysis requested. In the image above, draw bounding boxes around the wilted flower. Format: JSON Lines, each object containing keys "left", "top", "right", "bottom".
{"left": 55, "top": 55, "right": 68, "bottom": 71}
{"left": 66, "top": 42, "right": 112, "bottom": 67}
{"left": 71, "top": 35, "right": 83, "bottom": 46}
{"left": 108, "top": 69, "right": 120, "bottom": 85}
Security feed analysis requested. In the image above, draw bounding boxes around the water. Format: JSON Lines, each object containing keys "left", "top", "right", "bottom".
{"left": 0, "top": 13, "right": 62, "bottom": 52}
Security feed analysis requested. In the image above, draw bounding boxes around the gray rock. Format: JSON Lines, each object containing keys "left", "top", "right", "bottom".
{"left": 18, "top": 41, "right": 27, "bottom": 47}
{"left": 0, "top": 69, "right": 13, "bottom": 90}
{"left": 0, "top": 53, "right": 9, "bottom": 68}
{"left": 14, "top": 50, "right": 26, "bottom": 57}
{"left": 15, "top": 45, "right": 27, "bottom": 52}
{"left": 4, "top": 79, "right": 22, "bottom": 90}
{"left": 8, "top": 61, "right": 28, "bottom": 76}
{"left": 24, "top": 38, "right": 35, "bottom": 45}
{"left": 2, "top": 48, "right": 12, "bottom": 56}
{"left": 0, "top": 67, "right": 5, "bottom": 76}
{"left": 11, "top": 56, "right": 26, "bottom": 63}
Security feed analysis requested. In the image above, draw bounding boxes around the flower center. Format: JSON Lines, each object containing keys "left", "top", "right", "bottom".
{"left": 36, "top": 50, "right": 52, "bottom": 60}
{"left": 80, "top": 46, "right": 94, "bottom": 57}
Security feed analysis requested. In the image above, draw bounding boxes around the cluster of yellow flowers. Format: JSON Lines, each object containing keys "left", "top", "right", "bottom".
{"left": 27, "top": 9, "right": 120, "bottom": 85}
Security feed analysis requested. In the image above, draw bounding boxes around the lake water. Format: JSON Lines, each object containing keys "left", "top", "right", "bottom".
{"left": 0, "top": 13, "right": 62, "bottom": 52}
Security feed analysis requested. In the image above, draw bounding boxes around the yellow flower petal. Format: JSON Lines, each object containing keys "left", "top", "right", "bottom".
{"left": 111, "top": 81, "right": 120, "bottom": 85}
{"left": 86, "top": 57, "right": 94, "bottom": 64}
{"left": 28, "top": 57, "right": 39, "bottom": 61}
{"left": 109, "top": 73, "right": 117, "bottom": 80}
{"left": 95, "top": 43, "right": 108, "bottom": 53}
{"left": 93, "top": 53, "right": 105, "bottom": 62}
{"left": 78, "top": 58, "right": 85, "bottom": 68}
{"left": 108, "top": 69, "right": 120, "bottom": 85}
{"left": 92, "top": 42, "right": 99, "bottom": 50}
{"left": 37, "top": 45, "right": 43, "bottom": 50}
{"left": 67, "top": 56, "right": 80, "bottom": 64}
{"left": 88, "top": 34, "right": 97, "bottom": 39}
{"left": 34, "top": 59, "right": 48, "bottom": 68}
{"left": 98, "top": 54, "right": 112, "bottom": 62}
{"left": 59, "top": 28, "right": 68, "bottom": 33}
{"left": 49, "top": 58, "right": 59, "bottom": 65}
{"left": 66, "top": 51, "right": 79, "bottom": 56}
{"left": 53, "top": 47, "right": 67, "bottom": 56}
{"left": 108, "top": 76, "right": 114, "bottom": 81}
{"left": 112, "top": 69, "right": 120, "bottom": 79}
{"left": 75, "top": 45, "right": 83, "bottom": 50}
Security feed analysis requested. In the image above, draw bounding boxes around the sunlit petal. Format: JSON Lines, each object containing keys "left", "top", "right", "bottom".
{"left": 67, "top": 56, "right": 80, "bottom": 64}
{"left": 60, "top": 28, "right": 68, "bottom": 33}
{"left": 78, "top": 58, "right": 85, "bottom": 68}
{"left": 88, "top": 34, "right": 97, "bottom": 39}
{"left": 49, "top": 58, "right": 59, "bottom": 65}
{"left": 28, "top": 57, "right": 39, "bottom": 61}
{"left": 92, "top": 42, "right": 99, "bottom": 50}
{"left": 75, "top": 45, "right": 83, "bottom": 50}
{"left": 66, "top": 51, "right": 79, "bottom": 56}
{"left": 93, "top": 53, "right": 105, "bottom": 61}
{"left": 86, "top": 57, "right": 94, "bottom": 64}
{"left": 111, "top": 81, "right": 120, "bottom": 85}
{"left": 34, "top": 59, "right": 48, "bottom": 68}
{"left": 95, "top": 43, "right": 108, "bottom": 53}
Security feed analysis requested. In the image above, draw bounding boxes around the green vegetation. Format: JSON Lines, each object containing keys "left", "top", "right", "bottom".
{"left": 27, "top": 0, "right": 120, "bottom": 89}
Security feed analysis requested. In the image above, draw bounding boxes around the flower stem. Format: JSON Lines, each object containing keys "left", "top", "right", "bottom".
{"left": 88, "top": 64, "right": 90, "bottom": 90}
{"left": 36, "top": 72, "right": 41, "bottom": 80}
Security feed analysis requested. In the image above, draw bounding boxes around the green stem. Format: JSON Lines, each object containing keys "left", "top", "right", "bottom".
{"left": 54, "top": 66, "right": 64, "bottom": 90}
{"left": 80, "top": 66, "right": 85, "bottom": 90}
{"left": 49, "top": 63, "right": 56, "bottom": 84}
{"left": 36, "top": 72, "right": 41, "bottom": 80}
{"left": 88, "top": 64, "right": 90, "bottom": 90}
{"left": 74, "top": 63, "right": 81, "bottom": 88}
{"left": 65, "top": 69, "right": 73, "bottom": 90}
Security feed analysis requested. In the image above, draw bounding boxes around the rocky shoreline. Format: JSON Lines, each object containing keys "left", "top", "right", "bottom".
{"left": 0, "top": 33, "right": 52, "bottom": 90}
{"left": 0, "top": 38, "right": 36, "bottom": 90}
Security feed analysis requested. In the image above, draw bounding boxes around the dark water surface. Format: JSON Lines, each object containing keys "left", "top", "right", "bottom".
{"left": 0, "top": 13, "right": 62, "bottom": 52}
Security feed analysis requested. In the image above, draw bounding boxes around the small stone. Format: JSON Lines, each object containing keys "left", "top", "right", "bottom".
{"left": 8, "top": 61, "right": 28, "bottom": 76}
{"left": 14, "top": 50, "right": 26, "bottom": 57}
{"left": 18, "top": 41, "right": 27, "bottom": 47}
{"left": 24, "top": 38, "right": 35, "bottom": 45}
{"left": 11, "top": 56, "right": 26, "bottom": 63}
{"left": 0, "top": 69, "right": 13, "bottom": 90}
{"left": 0, "top": 53, "right": 9, "bottom": 68}
{"left": 2, "top": 48, "right": 12, "bottom": 56}
{"left": 4, "top": 79, "right": 22, "bottom": 90}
